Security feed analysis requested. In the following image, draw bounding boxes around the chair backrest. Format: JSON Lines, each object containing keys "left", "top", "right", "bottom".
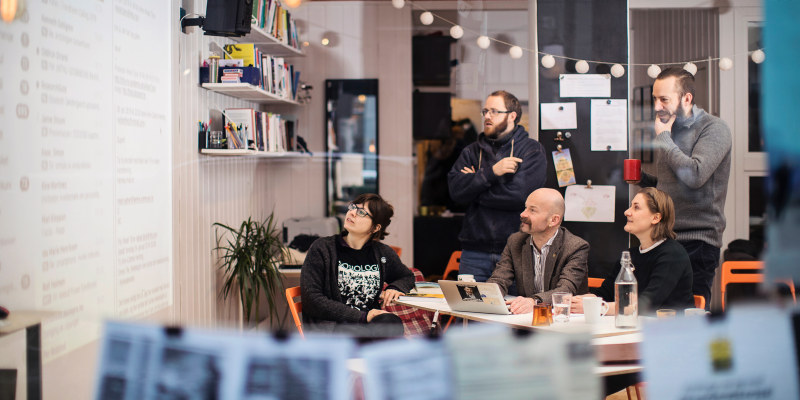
{"left": 588, "top": 277, "right": 604, "bottom": 288}
{"left": 285, "top": 286, "right": 304, "bottom": 338}
{"left": 442, "top": 251, "right": 462, "bottom": 280}
{"left": 389, "top": 245, "right": 402, "bottom": 257}
{"left": 720, "top": 260, "right": 796, "bottom": 311}
{"left": 693, "top": 295, "right": 705, "bottom": 309}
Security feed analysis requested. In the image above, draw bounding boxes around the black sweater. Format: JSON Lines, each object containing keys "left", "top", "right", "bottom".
{"left": 300, "top": 234, "right": 414, "bottom": 332}
{"left": 592, "top": 238, "right": 693, "bottom": 313}
{"left": 447, "top": 125, "right": 547, "bottom": 253}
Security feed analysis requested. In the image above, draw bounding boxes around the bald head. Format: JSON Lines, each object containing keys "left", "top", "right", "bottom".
{"left": 520, "top": 188, "right": 565, "bottom": 238}
{"left": 529, "top": 188, "right": 565, "bottom": 220}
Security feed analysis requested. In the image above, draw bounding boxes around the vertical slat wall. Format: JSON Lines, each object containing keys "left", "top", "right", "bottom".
{"left": 172, "top": 1, "right": 413, "bottom": 328}
{"left": 630, "top": 9, "right": 719, "bottom": 174}
{"left": 173, "top": 0, "right": 326, "bottom": 328}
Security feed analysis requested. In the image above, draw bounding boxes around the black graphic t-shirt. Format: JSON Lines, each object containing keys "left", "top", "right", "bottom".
{"left": 336, "top": 237, "right": 381, "bottom": 312}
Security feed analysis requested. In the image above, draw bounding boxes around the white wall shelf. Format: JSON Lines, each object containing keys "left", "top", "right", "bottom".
{"left": 201, "top": 83, "right": 301, "bottom": 105}
{"left": 236, "top": 25, "right": 305, "bottom": 57}
{"left": 200, "top": 149, "right": 310, "bottom": 158}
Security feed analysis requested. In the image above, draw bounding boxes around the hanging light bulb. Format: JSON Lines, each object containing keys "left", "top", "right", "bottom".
{"left": 683, "top": 62, "right": 698, "bottom": 76}
{"left": 450, "top": 25, "right": 464, "bottom": 39}
{"left": 647, "top": 64, "right": 662, "bottom": 79}
{"left": 719, "top": 57, "right": 733, "bottom": 71}
{"left": 477, "top": 36, "right": 490, "bottom": 50}
{"left": 391, "top": 0, "right": 405, "bottom": 9}
{"left": 751, "top": 49, "right": 765, "bottom": 64}
{"left": 575, "top": 60, "right": 589, "bottom": 74}
{"left": 610, "top": 64, "right": 625, "bottom": 78}
{"left": 541, "top": 55, "right": 556, "bottom": 69}
{"left": 509, "top": 46, "right": 523, "bottom": 59}
{"left": 420, "top": 11, "right": 434, "bottom": 25}
{"left": 284, "top": 0, "right": 302, "bottom": 8}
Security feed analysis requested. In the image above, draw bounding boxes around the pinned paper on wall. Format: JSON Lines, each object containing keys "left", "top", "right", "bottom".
{"left": 564, "top": 184, "right": 615, "bottom": 223}
{"left": 541, "top": 102, "right": 577, "bottom": 130}
{"left": 642, "top": 306, "right": 799, "bottom": 400}
{"left": 590, "top": 99, "right": 628, "bottom": 151}
{"left": 559, "top": 74, "right": 611, "bottom": 98}
{"left": 553, "top": 148, "right": 576, "bottom": 187}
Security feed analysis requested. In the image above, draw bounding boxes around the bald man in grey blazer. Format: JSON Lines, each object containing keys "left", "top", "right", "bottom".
{"left": 487, "top": 188, "right": 590, "bottom": 314}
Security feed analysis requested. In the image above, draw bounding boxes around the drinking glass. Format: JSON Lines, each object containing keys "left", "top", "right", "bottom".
{"left": 552, "top": 292, "right": 571, "bottom": 323}
{"left": 532, "top": 302, "right": 553, "bottom": 326}
{"left": 656, "top": 309, "right": 677, "bottom": 319}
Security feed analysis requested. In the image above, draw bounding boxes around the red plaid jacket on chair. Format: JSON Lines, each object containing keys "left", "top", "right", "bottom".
{"left": 384, "top": 268, "right": 434, "bottom": 336}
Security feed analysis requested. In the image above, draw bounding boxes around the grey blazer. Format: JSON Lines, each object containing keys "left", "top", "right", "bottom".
{"left": 487, "top": 226, "right": 589, "bottom": 303}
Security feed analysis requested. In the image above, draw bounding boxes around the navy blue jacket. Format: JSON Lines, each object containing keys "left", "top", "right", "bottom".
{"left": 447, "top": 125, "right": 547, "bottom": 253}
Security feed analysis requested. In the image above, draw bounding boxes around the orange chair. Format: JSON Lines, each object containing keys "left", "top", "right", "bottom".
{"left": 626, "top": 382, "right": 645, "bottom": 400}
{"left": 693, "top": 295, "right": 706, "bottom": 309}
{"left": 285, "top": 286, "right": 304, "bottom": 338}
{"left": 442, "top": 251, "right": 462, "bottom": 281}
{"left": 389, "top": 245, "right": 402, "bottom": 257}
{"left": 588, "top": 277, "right": 604, "bottom": 288}
{"left": 720, "top": 261, "right": 796, "bottom": 311}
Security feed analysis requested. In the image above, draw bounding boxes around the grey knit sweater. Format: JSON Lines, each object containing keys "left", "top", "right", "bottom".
{"left": 641, "top": 105, "right": 731, "bottom": 248}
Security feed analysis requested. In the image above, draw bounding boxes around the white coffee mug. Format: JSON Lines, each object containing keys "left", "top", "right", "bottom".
{"left": 457, "top": 274, "right": 475, "bottom": 282}
{"left": 583, "top": 296, "right": 609, "bottom": 324}
{"left": 684, "top": 308, "right": 706, "bottom": 317}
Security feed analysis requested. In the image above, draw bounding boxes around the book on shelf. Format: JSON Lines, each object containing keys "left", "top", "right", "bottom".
{"left": 221, "top": 108, "right": 298, "bottom": 153}
{"left": 224, "top": 43, "right": 261, "bottom": 68}
{"left": 250, "top": 0, "right": 301, "bottom": 51}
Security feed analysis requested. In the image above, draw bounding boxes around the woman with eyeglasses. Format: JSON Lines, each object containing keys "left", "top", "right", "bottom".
{"left": 301, "top": 193, "right": 414, "bottom": 337}
{"left": 572, "top": 187, "right": 693, "bottom": 314}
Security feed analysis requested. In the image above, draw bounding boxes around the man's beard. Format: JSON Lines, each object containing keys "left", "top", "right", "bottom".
{"left": 656, "top": 102, "right": 687, "bottom": 123}
{"left": 484, "top": 118, "right": 509, "bottom": 138}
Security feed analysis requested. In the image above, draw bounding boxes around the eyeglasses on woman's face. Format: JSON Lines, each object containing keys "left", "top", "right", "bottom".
{"left": 347, "top": 203, "right": 372, "bottom": 218}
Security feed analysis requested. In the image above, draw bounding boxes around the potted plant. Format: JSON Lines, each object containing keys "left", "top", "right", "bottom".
{"left": 214, "top": 213, "right": 289, "bottom": 328}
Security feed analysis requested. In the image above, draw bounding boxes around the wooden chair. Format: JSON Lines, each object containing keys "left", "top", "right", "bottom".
{"left": 285, "top": 286, "right": 304, "bottom": 338}
{"left": 720, "top": 261, "right": 796, "bottom": 311}
{"left": 389, "top": 245, "right": 402, "bottom": 257}
{"left": 588, "top": 277, "right": 604, "bottom": 288}
{"left": 693, "top": 295, "right": 706, "bottom": 309}
{"left": 442, "top": 251, "right": 462, "bottom": 281}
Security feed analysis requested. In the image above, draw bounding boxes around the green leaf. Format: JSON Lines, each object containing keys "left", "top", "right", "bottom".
{"left": 213, "top": 212, "right": 287, "bottom": 327}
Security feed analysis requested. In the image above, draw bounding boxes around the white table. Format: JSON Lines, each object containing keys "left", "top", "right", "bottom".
{"left": 396, "top": 298, "right": 644, "bottom": 377}
{"left": 395, "top": 298, "right": 646, "bottom": 338}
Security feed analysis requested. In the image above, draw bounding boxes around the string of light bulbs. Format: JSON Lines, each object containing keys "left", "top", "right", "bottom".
{"left": 390, "top": 0, "right": 766, "bottom": 78}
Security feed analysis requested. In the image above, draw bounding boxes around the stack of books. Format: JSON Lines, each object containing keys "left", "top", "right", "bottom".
{"left": 252, "top": 0, "right": 302, "bottom": 50}
{"left": 223, "top": 43, "right": 301, "bottom": 101}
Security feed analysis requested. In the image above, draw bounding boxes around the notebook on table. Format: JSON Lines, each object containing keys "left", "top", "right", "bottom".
{"left": 438, "top": 280, "right": 511, "bottom": 315}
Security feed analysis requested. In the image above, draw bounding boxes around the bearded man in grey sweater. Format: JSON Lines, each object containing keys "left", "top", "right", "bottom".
{"left": 632, "top": 67, "right": 731, "bottom": 308}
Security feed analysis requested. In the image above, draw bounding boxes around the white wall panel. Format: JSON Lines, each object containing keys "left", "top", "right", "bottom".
{"left": 173, "top": 0, "right": 325, "bottom": 328}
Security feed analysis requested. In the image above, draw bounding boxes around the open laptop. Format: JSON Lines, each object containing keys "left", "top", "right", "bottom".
{"left": 438, "top": 280, "right": 511, "bottom": 315}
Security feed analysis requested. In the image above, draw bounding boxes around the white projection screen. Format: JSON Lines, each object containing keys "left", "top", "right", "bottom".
{"left": 0, "top": 0, "right": 173, "bottom": 363}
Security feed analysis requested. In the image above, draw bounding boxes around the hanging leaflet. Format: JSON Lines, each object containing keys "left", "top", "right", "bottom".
{"left": 642, "top": 306, "right": 799, "bottom": 400}
{"left": 541, "top": 102, "right": 577, "bottom": 130}
{"left": 564, "top": 185, "right": 615, "bottom": 223}
{"left": 553, "top": 148, "right": 576, "bottom": 187}
{"left": 590, "top": 99, "right": 628, "bottom": 151}
{"left": 559, "top": 74, "right": 611, "bottom": 98}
